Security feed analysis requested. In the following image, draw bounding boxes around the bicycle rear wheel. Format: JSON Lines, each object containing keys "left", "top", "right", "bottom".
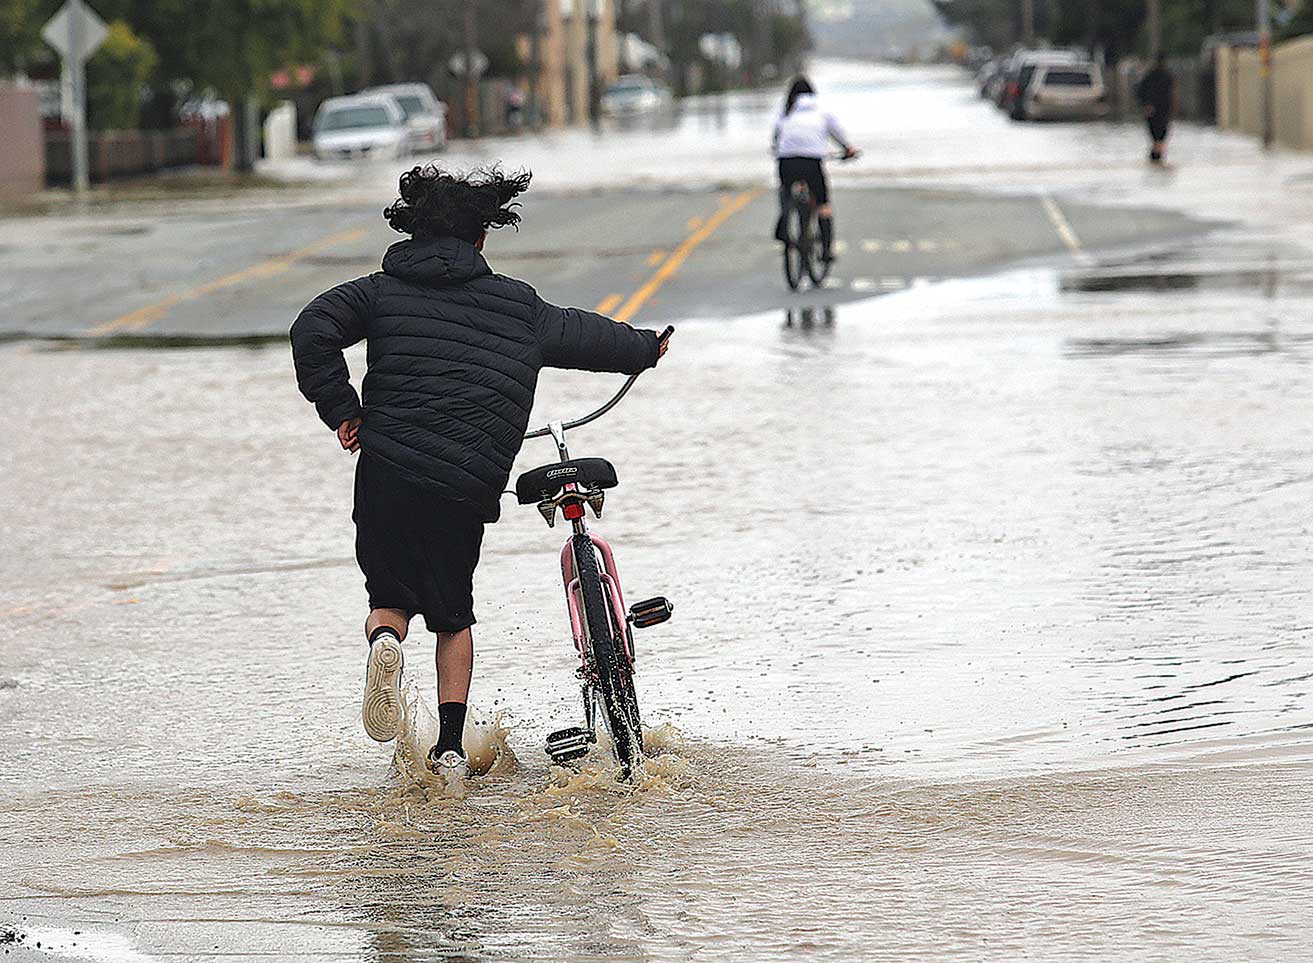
{"left": 572, "top": 533, "right": 643, "bottom": 780}
{"left": 782, "top": 202, "right": 806, "bottom": 291}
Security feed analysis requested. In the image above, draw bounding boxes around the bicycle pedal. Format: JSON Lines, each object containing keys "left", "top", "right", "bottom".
{"left": 628, "top": 596, "right": 674, "bottom": 628}
{"left": 546, "top": 726, "right": 595, "bottom": 763}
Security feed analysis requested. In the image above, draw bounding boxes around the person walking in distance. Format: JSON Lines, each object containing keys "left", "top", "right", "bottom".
{"left": 290, "top": 165, "right": 669, "bottom": 783}
{"left": 1136, "top": 54, "right": 1176, "bottom": 164}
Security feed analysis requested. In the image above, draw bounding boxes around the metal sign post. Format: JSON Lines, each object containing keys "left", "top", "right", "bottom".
{"left": 42, "top": 0, "right": 108, "bottom": 195}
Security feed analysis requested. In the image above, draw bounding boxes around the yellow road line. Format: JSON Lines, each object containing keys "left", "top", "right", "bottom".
{"left": 594, "top": 293, "right": 623, "bottom": 314}
{"left": 686, "top": 216, "right": 704, "bottom": 231}
{"left": 645, "top": 249, "right": 666, "bottom": 267}
{"left": 614, "top": 188, "right": 761, "bottom": 323}
{"left": 1040, "top": 193, "right": 1091, "bottom": 264}
{"left": 89, "top": 226, "right": 369, "bottom": 336}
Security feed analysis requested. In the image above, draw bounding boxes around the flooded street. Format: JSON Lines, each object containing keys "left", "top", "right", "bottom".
{"left": 4, "top": 62, "right": 1313, "bottom": 960}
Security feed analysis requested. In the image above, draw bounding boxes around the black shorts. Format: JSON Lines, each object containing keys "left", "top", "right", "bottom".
{"left": 778, "top": 156, "right": 829, "bottom": 206}
{"left": 1147, "top": 115, "right": 1170, "bottom": 142}
{"left": 353, "top": 454, "right": 485, "bottom": 633}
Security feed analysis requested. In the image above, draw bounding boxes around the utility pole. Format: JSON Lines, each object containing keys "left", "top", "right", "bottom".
{"left": 1258, "top": 0, "right": 1273, "bottom": 148}
{"left": 586, "top": 0, "right": 601, "bottom": 127}
{"left": 647, "top": 0, "right": 665, "bottom": 53}
{"left": 463, "top": 0, "right": 480, "bottom": 138}
{"left": 529, "top": 0, "right": 543, "bottom": 130}
{"left": 1146, "top": 0, "right": 1161, "bottom": 56}
{"left": 1021, "top": 0, "right": 1036, "bottom": 46}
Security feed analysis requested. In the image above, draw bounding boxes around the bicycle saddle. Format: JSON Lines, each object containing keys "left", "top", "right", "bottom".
{"left": 515, "top": 457, "right": 618, "bottom": 505}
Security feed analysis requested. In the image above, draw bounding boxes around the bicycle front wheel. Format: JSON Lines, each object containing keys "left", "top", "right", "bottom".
{"left": 572, "top": 533, "right": 643, "bottom": 780}
{"left": 782, "top": 202, "right": 806, "bottom": 291}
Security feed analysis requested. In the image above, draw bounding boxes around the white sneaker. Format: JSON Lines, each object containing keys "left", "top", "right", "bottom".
{"left": 361, "top": 634, "right": 404, "bottom": 742}
{"left": 427, "top": 747, "right": 470, "bottom": 782}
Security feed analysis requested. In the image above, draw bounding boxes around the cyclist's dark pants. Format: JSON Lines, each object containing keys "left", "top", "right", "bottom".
{"left": 777, "top": 156, "right": 829, "bottom": 208}
{"left": 776, "top": 156, "right": 831, "bottom": 246}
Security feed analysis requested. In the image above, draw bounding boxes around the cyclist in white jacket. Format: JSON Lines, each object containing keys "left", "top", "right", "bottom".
{"left": 771, "top": 77, "right": 858, "bottom": 262}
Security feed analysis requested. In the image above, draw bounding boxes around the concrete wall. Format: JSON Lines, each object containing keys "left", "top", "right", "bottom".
{"left": 0, "top": 84, "right": 46, "bottom": 199}
{"left": 1217, "top": 37, "right": 1313, "bottom": 149}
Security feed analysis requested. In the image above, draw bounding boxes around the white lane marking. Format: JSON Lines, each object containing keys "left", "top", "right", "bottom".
{"left": 892, "top": 239, "right": 913, "bottom": 252}
{"left": 851, "top": 277, "right": 877, "bottom": 291}
{"left": 917, "top": 239, "right": 939, "bottom": 252}
{"left": 833, "top": 239, "right": 849, "bottom": 254}
{"left": 880, "top": 277, "right": 906, "bottom": 290}
{"left": 1040, "top": 193, "right": 1092, "bottom": 264}
{"left": 861, "top": 239, "right": 883, "bottom": 252}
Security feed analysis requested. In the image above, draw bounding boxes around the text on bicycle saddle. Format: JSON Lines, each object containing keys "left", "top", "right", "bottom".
{"left": 515, "top": 457, "right": 618, "bottom": 505}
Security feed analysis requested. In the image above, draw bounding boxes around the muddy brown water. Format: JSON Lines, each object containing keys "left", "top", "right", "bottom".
{"left": 4, "top": 259, "right": 1312, "bottom": 960}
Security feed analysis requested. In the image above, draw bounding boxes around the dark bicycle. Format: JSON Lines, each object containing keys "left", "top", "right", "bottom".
{"left": 514, "top": 326, "right": 676, "bottom": 782}
{"left": 780, "top": 150, "right": 859, "bottom": 292}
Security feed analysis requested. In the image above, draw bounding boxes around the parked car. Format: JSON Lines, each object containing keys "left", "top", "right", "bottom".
{"left": 998, "top": 50, "right": 1086, "bottom": 118}
{"left": 363, "top": 83, "right": 447, "bottom": 152}
{"left": 1020, "top": 61, "right": 1108, "bottom": 121}
{"left": 601, "top": 75, "right": 672, "bottom": 116}
{"left": 312, "top": 95, "right": 409, "bottom": 161}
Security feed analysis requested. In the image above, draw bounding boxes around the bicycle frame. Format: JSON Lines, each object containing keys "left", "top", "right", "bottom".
{"left": 543, "top": 420, "right": 636, "bottom": 675}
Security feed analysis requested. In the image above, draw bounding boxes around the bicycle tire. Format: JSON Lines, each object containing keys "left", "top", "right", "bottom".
{"left": 782, "top": 202, "right": 805, "bottom": 291}
{"left": 806, "top": 222, "right": 831, "bottom": 287}
{"left": 572, "top": 533, "right": 644, "bottom": 779}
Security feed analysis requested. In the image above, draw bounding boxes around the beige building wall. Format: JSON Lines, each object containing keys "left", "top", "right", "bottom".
{"left": 1235, "top": 47, "right": 1263, "bottom": 139}
{"left": 1217, "top": 38, "right": 1313, "bottom": 150}
{"left": 1273, "top": 36, "right": 1313, "bottom": 150}
{"left": 532, "top": 0, "right": 619, "bottom": 127}
{"left": 0, "top": 85, "right": 45, "bottom": 198}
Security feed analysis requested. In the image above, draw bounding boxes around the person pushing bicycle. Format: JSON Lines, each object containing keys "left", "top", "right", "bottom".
{"left": 771, "top": 76, "right": 859, "bottom": 264}
{"left": 290, "top": 165, "right": 670, "bottom": 783}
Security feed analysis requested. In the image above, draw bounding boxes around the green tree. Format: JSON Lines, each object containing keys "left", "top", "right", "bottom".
{"left": 86, "top": 19, "right": 158, "bottom": 129}
{"left": 937, "top": 0, "right": 1260, "bottom": 61}
{"left": 0, "top": 0, "right": 52, "bottom": 73}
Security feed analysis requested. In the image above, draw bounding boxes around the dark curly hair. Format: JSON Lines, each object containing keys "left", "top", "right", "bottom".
{"left": 383, "top": 165, "right": 532, "bottom": 243}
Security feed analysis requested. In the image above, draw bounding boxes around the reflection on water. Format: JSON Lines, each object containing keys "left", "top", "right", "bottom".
{"left": 1060, "top": 262, "right": 1313, "bottom": 297}
{"left": 1064, "top": 328, "right": 1313, "bottom": 358}
{"left": 784, "top": 305, "right": 836, "bottom": 329}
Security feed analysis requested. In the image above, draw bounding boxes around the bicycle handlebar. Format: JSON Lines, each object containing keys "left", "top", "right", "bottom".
{"left": 524, "top": 325, "right": 674, "bottom": 440}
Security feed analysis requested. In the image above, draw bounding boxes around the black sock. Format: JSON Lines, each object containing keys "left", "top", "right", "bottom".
{"left": 436, "top": 701, "right": 467, "bottom": 755}
{"left": 369, "top": 625, "right": 400, "bottom": 645}
{"left": 819, "top": 216, "right": 834, "bottom": 255}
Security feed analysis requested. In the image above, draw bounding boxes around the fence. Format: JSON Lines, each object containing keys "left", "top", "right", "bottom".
{"left": 44, "top": 126, "right": 223, "bottom": 184}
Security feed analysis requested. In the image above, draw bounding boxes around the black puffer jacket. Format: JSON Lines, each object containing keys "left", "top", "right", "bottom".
{"left": 291, "top": 235, "right": 660, "bottom": 520}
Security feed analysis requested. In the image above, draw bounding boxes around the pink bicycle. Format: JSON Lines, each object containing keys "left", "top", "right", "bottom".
{"left": 514, "top": 325, "right": 676, "bottom": 781}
